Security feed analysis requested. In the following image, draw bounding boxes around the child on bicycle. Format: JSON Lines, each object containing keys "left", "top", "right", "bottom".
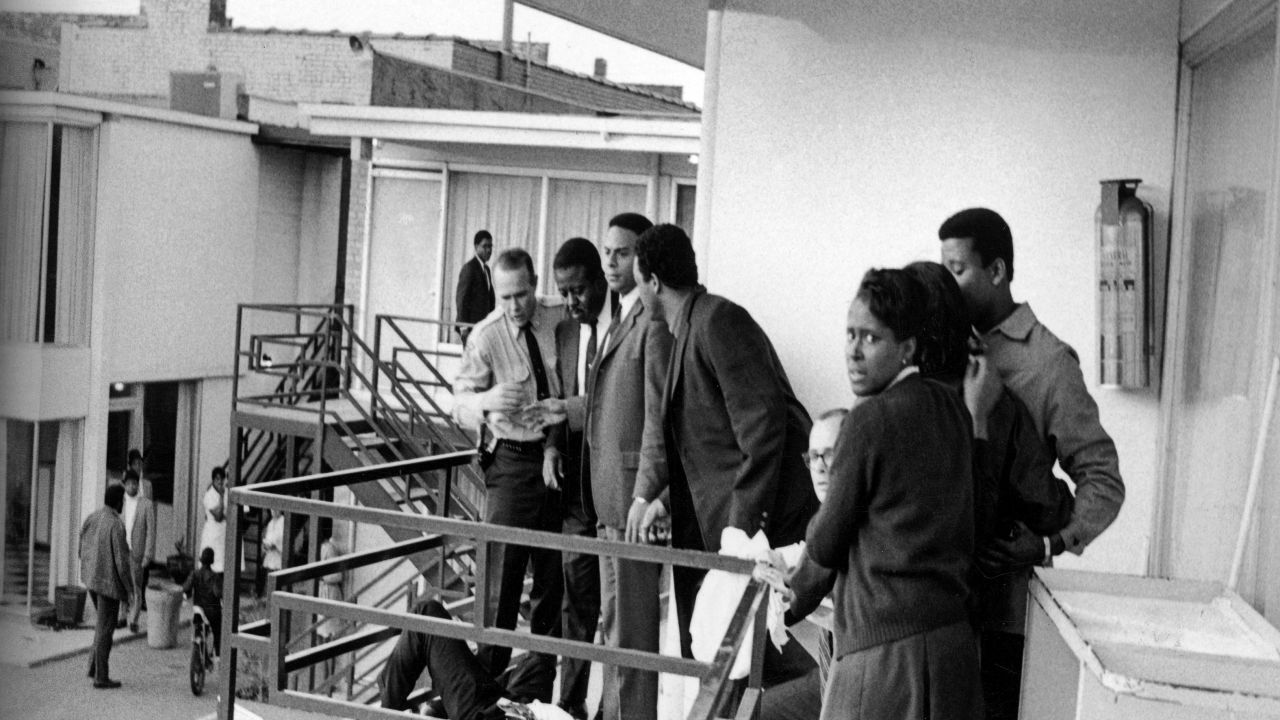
{"left": 183, "top": 547, "right": 222, "bottom": 656}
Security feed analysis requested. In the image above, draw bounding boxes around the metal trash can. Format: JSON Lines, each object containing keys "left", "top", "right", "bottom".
{"left": 55, "top": 585, "right": 87, "bottom": 626}
{"left": 145, "top": 582, "right": 183, "bottom": 648}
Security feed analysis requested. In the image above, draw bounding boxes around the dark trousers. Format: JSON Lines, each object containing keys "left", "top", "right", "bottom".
{"left": 760, "top": 667, "right": 823, "bottom": 720}
{"left": 381, "top": 599, "right": 554, "bottom": 720}
{"left": 980, "top": 631, "right": 1024, "bottom": 720}
{"left": 197, "top": 604, "right": 223, "bottom": 656}
{"left": 559, "top": 502, "right": 599, "bottom": 713}
{"left": 598, "top": 525, "right": 662, "bottom": 720}
{"left": 87, "top": 591, "right": 121, "bottom": 683}
{"left": 475, "top": 446, "right": 564, "bottom": 689}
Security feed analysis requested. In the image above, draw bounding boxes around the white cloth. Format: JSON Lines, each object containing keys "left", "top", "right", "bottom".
{"left": 123, "top": 493, "right": 138, "bottom": 549}
{"left": 689, "top": 528, "right": 787, "bottom": 681}
{"left": 199, "top": 486, "right": 227, "bottom": 573}
{"left": 262, "top": 514, "right": 284, "bottom": 571}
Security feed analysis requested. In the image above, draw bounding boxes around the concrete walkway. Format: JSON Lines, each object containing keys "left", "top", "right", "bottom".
{"left": 0, "top": 602, "right": 341, "bottom": 720}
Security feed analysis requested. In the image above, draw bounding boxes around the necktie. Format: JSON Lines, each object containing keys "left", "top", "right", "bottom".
{"left": 523, "top": 325, "right": 551, "bottom": 400}
{"left": 482, "top": 263, "right": 491, "bottom": 291}
{"left": 581, "top": 320, "right": 598, "bottom": 394}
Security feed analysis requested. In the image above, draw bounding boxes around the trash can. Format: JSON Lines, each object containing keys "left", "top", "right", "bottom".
{"left": 145, "top": 582, "right": 183, "bottom": 649}
{"left": 54, "top": 585, "right": 87, "bottom": 626}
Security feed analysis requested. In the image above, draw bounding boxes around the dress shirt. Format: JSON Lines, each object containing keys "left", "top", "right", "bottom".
{"left": 123, "top": 493, "right": 138, "bottom": 548}
{"left": 577, "top": 294, "right": 615, "bottom": 394}
{"left": 453, "top": 300, "right": 562, "bottom": 442}
{"left": 983, "top": 303, "right": 1124, "bottom": 555}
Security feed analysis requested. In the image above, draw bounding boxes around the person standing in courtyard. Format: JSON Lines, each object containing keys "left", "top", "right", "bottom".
{"left": 80, "top": 483, "right": 133, "bottom": 690}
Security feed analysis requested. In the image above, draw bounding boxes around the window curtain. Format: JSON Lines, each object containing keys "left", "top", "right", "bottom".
{"left": 441, "top": 172, "right": 541, "bottom": 332}
{"left": 55, "top": 126, "right": 97, "bottom": 345}
{"left": 0, "top": 123, "right": 50, "bottom": 343}
{"left": 541, "top": 179, "right": 647, "bottom": 292}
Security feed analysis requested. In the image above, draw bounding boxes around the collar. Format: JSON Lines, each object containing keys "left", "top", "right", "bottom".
{"left": 618, "top": 287, "right": 640, "bottom": 322}
{"left": 503, "top": 301, "right": 546, "bottom": 337}
{"left": 986, "top": 303, "right": 1037, "bottom": 342}
{"left": 886, "top": 365, "right": 919, "bottom": 390}
{"left": 669, "top": 286, "right": 706, "bottom": 339}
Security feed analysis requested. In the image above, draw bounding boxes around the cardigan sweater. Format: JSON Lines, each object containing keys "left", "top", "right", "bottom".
{"left": 803, "top": 373, "right": 974, "bottom": 656}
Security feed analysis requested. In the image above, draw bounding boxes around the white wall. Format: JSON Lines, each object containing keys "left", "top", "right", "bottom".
{"left": 96, "top": 116, "right": 260, "bottom": 383}
{"left": 703, "top": 0, "right": 1180, "bottom": 574}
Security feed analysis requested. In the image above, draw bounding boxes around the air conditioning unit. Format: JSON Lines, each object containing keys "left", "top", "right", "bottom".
{"left": 169, "top": 71, "right": 242, "bottom": 119}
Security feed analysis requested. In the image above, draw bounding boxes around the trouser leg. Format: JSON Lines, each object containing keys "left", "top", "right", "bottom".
{"left": 558, "top": 514, "right": 599, "bottom": 712}
{"left": 598, "top": 526, "right": 661, "bottom": 720}
{"left": 128, "top": 559, "right": 145, "bottom": 625}
{"left": 981, "top": 631, "right": 1024, "bottom": 720}
{"left": 89, "top": 592, "right": 119, "bottom": 683}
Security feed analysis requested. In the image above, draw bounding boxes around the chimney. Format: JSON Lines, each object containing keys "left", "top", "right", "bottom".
{"left": 593, "top": 58, "right": 607, "bottom": 79}
{"left": 209, "top": 0, "right": 230, "bottom": 29}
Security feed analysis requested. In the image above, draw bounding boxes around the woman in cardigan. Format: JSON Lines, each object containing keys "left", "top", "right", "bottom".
{"left": 905, "top": 261, "right": 1073, "bottom": 720}
{"left": 781, "top": 268, "right": 982, "bottom": 720}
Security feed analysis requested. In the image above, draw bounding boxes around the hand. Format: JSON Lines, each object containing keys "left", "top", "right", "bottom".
{"left": 522, "top": 398, "right": 567, "bottom": 431}
{"left": 964, "top": 354, "right": 1001, "bottom": 440}
{"left": 976, "top": 523, "right": 1044, "bottom": 571}
{"left": 641, "top": 498, "right": 670, "bottom": 544}
{"left": 480, "top": 383, "right": 525, "bottom": 413}
{"left": 541, "top": 447, "right": 562, "bottom": 491}
{"left": 752, "top": 551, "right": 794, "bottom": 602}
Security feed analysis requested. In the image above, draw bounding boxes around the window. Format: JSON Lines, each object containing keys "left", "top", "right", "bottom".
{"left": 0, "top": 122, "right": 96, "bottom": 345}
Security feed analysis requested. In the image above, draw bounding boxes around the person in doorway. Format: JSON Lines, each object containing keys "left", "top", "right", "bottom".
{"left": 121, "top": 469, "right": 155, "bottom": 633}
{"left": 457, "top": 230, "right": 497, "bottom": 344}
{"left": 80, "top": 483, "right": 133, "bottom": 689}
{"left": 199, "top": 466, "right": 228, "bottom": 578}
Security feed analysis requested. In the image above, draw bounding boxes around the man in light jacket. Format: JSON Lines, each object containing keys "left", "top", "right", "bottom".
{"left": 80, "top": 483, "right": 133, "bottom": 689}
{"left": 121, "top": 470, "right": 155, "bottom": 632}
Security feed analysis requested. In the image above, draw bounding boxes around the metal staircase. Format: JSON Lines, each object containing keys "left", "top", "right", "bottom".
{"left": 229, "top": 305, "right": 484, "bottom": 697}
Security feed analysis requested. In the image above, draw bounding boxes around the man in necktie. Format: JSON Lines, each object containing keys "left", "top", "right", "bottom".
{"left": 547, "top": 237, "right": 610, "bottom": 719}
{"left": 456, "top": 230, "right": 496, "bottom": 344}
{"left": 453, "top": 248, "right": 565, "bottom": 697}
{"left": 534, "top": 213, "right": 674, "bottom": 720}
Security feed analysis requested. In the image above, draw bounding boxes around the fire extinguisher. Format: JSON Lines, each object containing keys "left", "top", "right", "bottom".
{"left": 1097, "top": 179, "right": 1152, "bottom": 388}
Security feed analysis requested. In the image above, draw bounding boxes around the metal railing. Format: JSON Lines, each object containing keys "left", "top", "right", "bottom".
{"left": 217, "top": 454, "right": 768, "bottom": 720}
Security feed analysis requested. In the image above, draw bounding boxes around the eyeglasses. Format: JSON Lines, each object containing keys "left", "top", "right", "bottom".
{"left": 805, "top": 449, "right": 834, "bottom": 471}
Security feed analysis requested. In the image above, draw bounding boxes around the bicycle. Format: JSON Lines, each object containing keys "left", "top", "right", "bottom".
{"left": 189, "top": 605, "right": 216, "bottom": 696}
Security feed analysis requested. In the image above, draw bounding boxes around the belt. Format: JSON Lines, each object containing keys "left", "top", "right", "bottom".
{"left": 494, "top": 438, "right": 544, "bottom": 455}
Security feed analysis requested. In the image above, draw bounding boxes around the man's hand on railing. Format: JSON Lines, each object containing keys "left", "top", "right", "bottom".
{"left": 521, "top": 398, "right": 567, "bottom": 431}
{"left": 480, "top": 383, "right": 525, "bottom": 413}
{"left": 752, "top": 549, "right": 794, "bottom": 603}
{"left": 542, "top": 447, "right": 562, "bottom": 492}
{"left": 627, "top": 497, "right": 670, "bottom": 544}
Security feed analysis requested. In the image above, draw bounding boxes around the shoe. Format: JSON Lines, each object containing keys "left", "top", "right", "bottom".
{"left": 93, "top": 679, "right": 122, "bottom": 689}
{"left": 129, "top": 622, "right": 139, "bottom": 634}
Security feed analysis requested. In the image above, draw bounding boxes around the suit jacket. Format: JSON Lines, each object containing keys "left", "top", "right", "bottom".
{"left": 659, "top": 289, "right": 818, "bottom": 552}
{"left": 455, "top": 256, "right": 495, "bottom": 326}
{"left": 126, "top": 495, "right": 156, "bottom": 565}
{"left": 557, "top": 300, "right": 673, "bottom": 530}
{"left": 79, "top": 506, "right": 133, "bottom": 602}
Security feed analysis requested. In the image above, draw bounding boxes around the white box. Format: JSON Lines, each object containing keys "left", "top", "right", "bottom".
{"left": 1022, "top": 568, "right": 1280, "bottom": 719}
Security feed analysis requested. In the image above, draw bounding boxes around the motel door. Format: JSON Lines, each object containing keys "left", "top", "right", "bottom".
{"left": 364, "top": 169, "right": 445, "bottom": 373}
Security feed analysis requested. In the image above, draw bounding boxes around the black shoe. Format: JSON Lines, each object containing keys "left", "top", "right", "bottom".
{"left": 129, "top": 622, "right": 139, "bottom": 634}
{"left": 93, "top": 679, "right": 122, "bottom": 689}
{"left": 115, "top": 618, "right": 127, "bottom": 629}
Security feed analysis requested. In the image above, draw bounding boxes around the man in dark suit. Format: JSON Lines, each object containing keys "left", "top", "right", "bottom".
{"left": 455, "top": 230, "right": 495, "bottom": 344}
{"left": 546, "top": 237, "right": 608, "bottom": 720}
{"left": 632, "top": 224, "right": 819, "bottom": 661}
{"left": 541, "top": 214, "right": 673, "bottom": 720}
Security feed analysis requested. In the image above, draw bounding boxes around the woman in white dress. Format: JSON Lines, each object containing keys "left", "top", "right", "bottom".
{"left": 198, "top": 467, "right": 227, "bottom": 574}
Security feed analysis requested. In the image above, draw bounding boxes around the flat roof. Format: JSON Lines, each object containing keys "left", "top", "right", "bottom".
{"left": 299, "top": 104, "right": 701, "bottom": 154}
{"left": 0, "top": 91, "right": 258, "bottom": 135}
